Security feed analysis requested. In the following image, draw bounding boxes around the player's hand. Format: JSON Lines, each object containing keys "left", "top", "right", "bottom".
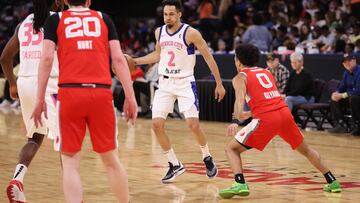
{"left": 226, "top": 123, "right": 238, "bottom": 137}
{"left": 123, "top": 96, "right": 137, "bottom": 125}
{"left": 214, "top": 83, "right": 226, "bottom": 102}
{"left": 31, "top": 99, "right": 47, "bottom": 128}
{"left": 9, "top": 84, "right": 19, "bottom": 100}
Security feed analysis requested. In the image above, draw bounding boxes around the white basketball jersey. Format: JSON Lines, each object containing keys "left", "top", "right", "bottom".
{"left": 158, "top": 23, "right": 195, "bottom": 78}
{"left": 18, "top": 13, "right": 58, "bottom": 77}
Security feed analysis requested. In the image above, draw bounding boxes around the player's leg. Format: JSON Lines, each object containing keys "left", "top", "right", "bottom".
{"left": 219, "top": 139, "right": 251, "bottom": 199}
{"left": 7, "top": 77, "right": 47, "bottom": 203}
{"left": 99, "top": 150, "right": 129, "bottom": 203}
{"left": 152, "top": 87, "right": 184, "bottom": 183}
{"left": 178, "top": 80, "right": 218, "bottom": 178}
{"left": 61, "top": 152, "right": 83, "bottom": 202}
{"left": 58, "top": 88, "right": 88, "bottom": 202}
{"left": 87, "top": 88, "right": 129, "bottom": 201}
{"left": 185, "top": 116, "right": 218, "bottom": 178}
{"left": 219, "top": 116, "right": 276, "bottom": 199}
{"left": 279, "top": 107, "right": 341, "bottom": 193}
{"left": 296, "top": 141, "right": 341, "bottom": 192}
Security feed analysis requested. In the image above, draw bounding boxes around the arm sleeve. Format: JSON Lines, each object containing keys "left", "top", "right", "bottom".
{"left": 102, "top": 13, "right": 119, "bottom": 41}
{"left": 43, "top": 13, "right": 60, "bottom": 44}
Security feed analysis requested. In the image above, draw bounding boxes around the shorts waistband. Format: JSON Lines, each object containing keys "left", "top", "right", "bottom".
{"left": 160, "top": 75, "right": 193, "bottom": 79}
{"left": 58, "top": 83, "right": 111, "bottom": 88}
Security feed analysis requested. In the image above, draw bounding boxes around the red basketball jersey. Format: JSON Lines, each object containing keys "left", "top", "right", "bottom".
{"left": 56, "top": 9, "right": 111, "bottom": 85}
{"left": 240, "top": 67, "right": 287, "bottom": 116}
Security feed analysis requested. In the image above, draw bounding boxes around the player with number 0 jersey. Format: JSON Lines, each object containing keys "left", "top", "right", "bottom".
{"left": 219, "top": 44, "right": 341, "bottom": 199}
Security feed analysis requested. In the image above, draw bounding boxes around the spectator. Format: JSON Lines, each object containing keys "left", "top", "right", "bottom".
{"left": 265, "top": 53, "right": 290, "bottom": 94}
{"left": 283, "top": 52, "right": 315, "bottom": 117}
{"left": 328, "top": 54, "right": 360, "bottom": 135}
{"left": 349, "top": 24, "right": 360, "bottom": 44}
{"left": 242, "top": 12, "right": 272, "bottom": 52}
{"left": 215, "top": 39, "right": 227, "bottom": 54}
{"left": 345, "top": 43, "right": 355, "bottom": 54}
{"left": 271, "top": 25, "right": 289, "bottom": 51}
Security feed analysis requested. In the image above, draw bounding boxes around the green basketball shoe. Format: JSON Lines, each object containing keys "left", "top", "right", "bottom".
{"left": 219, "top": 182, "right": 250, "bottom": 199}
{"left": 323, "top": 180, "right": 341, "bottom": 193}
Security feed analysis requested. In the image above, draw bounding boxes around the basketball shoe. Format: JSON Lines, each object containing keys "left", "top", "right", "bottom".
{"left": 219, "top": 182, "right": 250, "bottom": 199}
{"left": 323, "top": 180, "right": 342, "bottom": 193}
{"left": 203, "top": 156, "right": 218, "bottom": 178}
{"left": 162, "top": 162, "right": 185, "bottom": 183}
{"left": 7, "top": 180, "right": 26, "bottom": 203}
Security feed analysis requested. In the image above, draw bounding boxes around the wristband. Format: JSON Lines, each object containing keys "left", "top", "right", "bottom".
{"left": 231, "top": 119, "right": 241, "bottom": 125}
{"left": 342, "top": 92, "right": 348, "bottom": 99}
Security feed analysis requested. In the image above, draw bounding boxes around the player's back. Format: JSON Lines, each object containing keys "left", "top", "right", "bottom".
{"left": 56, "top": 8, "right": 111, "bottom": 85}
{"left": 18, "top": 13, "right": 58, "bottom": 77}
{"left": 240, "top": 67, "right": 287, "bottom": 116}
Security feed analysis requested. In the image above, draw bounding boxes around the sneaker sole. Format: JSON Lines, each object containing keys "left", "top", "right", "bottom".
{"left": 162, "top": 168, "right": 186, "bottom": 184}
{"left": 219, "top": 190, "right": 250, "bottom": 199}
{"left": 7, "top": 184, "right": 25, "bottom": 203}
{"left": 207, "top": 167, "right": 218, "bottom": 179}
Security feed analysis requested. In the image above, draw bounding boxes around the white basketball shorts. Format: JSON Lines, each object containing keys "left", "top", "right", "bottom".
{"left": 152, "top": 75, "right": 199, "bottom": 119}
{"left": 17, "top": 76, "right": 59, "bottom": 145}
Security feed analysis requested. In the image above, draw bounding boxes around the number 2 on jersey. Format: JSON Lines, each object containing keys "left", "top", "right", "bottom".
{"left": 167, "top": 51, "right": 175, "bottom": 67}
{"left": 65, "top": 17, "right": 101, "bottom": 38}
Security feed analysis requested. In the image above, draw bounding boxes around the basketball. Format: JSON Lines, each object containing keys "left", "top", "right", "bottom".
{"left": 124, "top": 54, "right": 136, "bottom": 71}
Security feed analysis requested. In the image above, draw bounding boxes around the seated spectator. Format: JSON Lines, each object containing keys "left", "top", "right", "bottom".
{"left": 328, "top": 54, "right": 360, "bottom": 135}
{"left": 265, "top": 53, "right": 290, "bottom": 94}
{"left": 283, "top": 52, "right": 315, "bottom": 116}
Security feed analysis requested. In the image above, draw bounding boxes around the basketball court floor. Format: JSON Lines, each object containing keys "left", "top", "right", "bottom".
{"left": 0, "top": 108, "right": 359, "bottom": 202}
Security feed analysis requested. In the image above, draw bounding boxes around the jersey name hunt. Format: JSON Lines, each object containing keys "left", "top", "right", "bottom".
{"left": 158, "top": 23, "right": 195, "bottom": 78}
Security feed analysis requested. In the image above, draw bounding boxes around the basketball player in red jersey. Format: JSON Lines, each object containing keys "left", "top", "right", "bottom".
{"left": 31, "top": 0, "right": 137, "bottom": 202}
{"left": 219, "top": 44, "right": 341, "bottom": 199}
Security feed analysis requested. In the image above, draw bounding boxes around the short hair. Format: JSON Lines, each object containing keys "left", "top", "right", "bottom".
{"left": 162, "top": 0, "right": 183, "bottom": 12}
{"left": 235, "top": 44, "right": 260, "bottom": 67}
{"left": 290, "top": 52, "right": 303, "bottom": 62}
{"left": 67, "top": 0, "right": 86, "bottom": 6}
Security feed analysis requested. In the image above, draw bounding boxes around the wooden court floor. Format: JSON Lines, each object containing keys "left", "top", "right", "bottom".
{"left": 0, "top": 108, "right": 360, "bottom": 202}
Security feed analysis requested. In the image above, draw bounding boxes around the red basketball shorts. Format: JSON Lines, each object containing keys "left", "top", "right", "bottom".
{"left": 235, "top": 107, "right": 303, "bottom": 151}
{"left": 57, "top": 88, "right": 117, "bottom": 153}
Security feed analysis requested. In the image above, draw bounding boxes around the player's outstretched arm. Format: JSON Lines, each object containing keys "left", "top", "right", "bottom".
{"left": 187, "top": 27, "right": 226, "bottom": 101}
{"left": 109, "top": 40, "right": 137, "bottom": 124}
{"left": 0, "top": 24, "right": 20, "bottom": 99}
{"left": 133, "top": 28, "right": 161, "bottom": 65}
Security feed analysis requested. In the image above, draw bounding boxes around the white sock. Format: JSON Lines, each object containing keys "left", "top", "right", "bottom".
{"left": 200, "top": 144, "right": 211, "bottom": 159}
{"left": 164, "top": 148, "right": 179, "bottom": 166}
{"left": 13, "top": 164, "right": 28, "bottom": 182}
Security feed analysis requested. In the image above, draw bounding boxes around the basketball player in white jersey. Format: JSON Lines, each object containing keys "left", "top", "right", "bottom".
{"left": 133, "top": 0, "right": 226, "bottom": 183}
{"left": 0, "top": 0, "right": 63, "bottom": 202}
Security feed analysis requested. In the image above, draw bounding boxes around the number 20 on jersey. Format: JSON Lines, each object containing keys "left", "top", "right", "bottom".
{"left": 64, "top": 16, "right": 100, "bottom": 50}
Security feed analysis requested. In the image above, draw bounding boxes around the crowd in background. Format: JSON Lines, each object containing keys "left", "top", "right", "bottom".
{"left": 1, "top": 0, "right": 360, "bottom": 61}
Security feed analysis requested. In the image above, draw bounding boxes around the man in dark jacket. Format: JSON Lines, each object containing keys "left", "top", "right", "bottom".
{"left": 329, "top": 54, "right": 360, "bottom": 135}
